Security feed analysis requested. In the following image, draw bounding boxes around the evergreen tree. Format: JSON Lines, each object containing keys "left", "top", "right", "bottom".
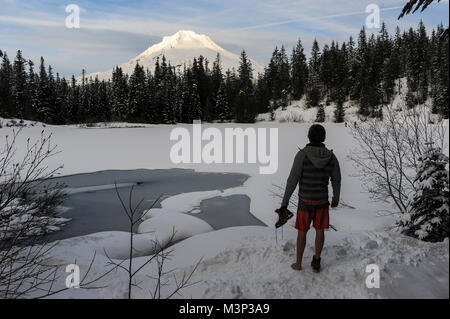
{"left": 211, "top": 53, "right": 223, "bottom": 118}
{"left": 224, "top": 69, "right": 238, "bottom": 120}
{"left": 306, "top": 39, "right": 322, "bottom": 107}
{"left": 319, "top": 43, "right": 333, "bottom": 101}
{"left": 145, "top": 68, "right": 156, "bottom": 123}
{"left": 406, "top": 21, "right": 430, "bottom": 104}
{"left": 100, "top": 80, "right": 111, "bottom": 122}
{"left": 431, "top": 24, "right": 449, "bottom": 118}
{"left": 55, "top": 73, "right": 69, "bottom": 124}
{"left": 382, "top": 29, "right": 402, "bottom": 103}
{"left": 315, "top": 104, "right": 325, "bottom": 122}
{"left": 366, "top": 34, "right": 383, "bottom": 117}
{"left": 155, "top": 56, "right": 170, "bottom": 123}
{"left": 378, "top": 22, "right": 393, "bottom": 61}
{"left": 159, "top": 57, "right": 176, "bottom": 124}
{"left": 190, "top": 80, "right": 202, "bottom": 121}
{"left": 36, "top": 57, "right": 54, "bottom": 123}
{"left": 354, "top": 27, "right": 372, "bottom": 116}
{"left": 26, "top": 60, "right": 39, "bottom": 120}
{"left": 79, "top": 69, "right": 91, "bottom": 123}
{"left": 180, "top": 66, "right": 202, "bottom": 123}
{"left": 216, "top": 81, "right": 230, "bottom": 122}
{"left": 346, "top": 36, "right": 357, "bottom": 97}
{"left": 291, "top": 39, "right": 308, "bottom": 100}
{"left": 178, "top": 67, "right": 189, "bottom": 123}
{"left": 172, "top": 75, "right": 184, "bottom": 123}
{"left": 128, "top": 63, "right": 147, "bottom": 122}
{"left": 399, "top": 0, "right": 444, "bottom": 19}
{"left": 193, "top": 56, "right": 212, "bottom": 121}
{"left": 165, "top": 63, "right": 179, "bottom": 124}
{"left": 254, "top": 70, "right": 271, "bottom": 114}
{"left": 416, "top": 20, "right": 430, "bottom": 103}
{"left": 278, "top": 45, "right": 291, "bottom": 107}
{"left": 111, "top": 66, "right": 129, "bottom": 121}
{"left": 0, "top": 52, "right": 13, "bottom": 117}
{"left": 267, "top": 46, "right": 290, "bottom": 110}
{"left": 266, "top": 47, "right": 279, "bottom": 112}
{"left": 236, "top": 50, "right": 255, "bottom": 123}
{"left": 402, "top": 147, "right": 449, "bottom": 242}
{"left": 12, "top": 50, "right": 28, "bottom": 118}
{"left": 88, "top": 76, "right": 101, "bottom": 122}
{"left": 334, "top": 42, "right": 350, "bottom": 100}
{"left": 66, "top": 76, "right": 78, "bottom": 123}
{"left": 179, "top": 68, "right": 190, "bottom": 123}
{"left": 334, "top": 99, "right": 345, "bottom": 123}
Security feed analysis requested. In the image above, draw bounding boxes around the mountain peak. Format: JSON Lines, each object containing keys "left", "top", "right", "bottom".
{"left": 169, "top": 30, "right": 205, "bottom": 40}
{"left": 82, "top": 30, "right": 265, "bottom": 81}
{"left": 140, "top": 30, "right": 224, "bottom": 58}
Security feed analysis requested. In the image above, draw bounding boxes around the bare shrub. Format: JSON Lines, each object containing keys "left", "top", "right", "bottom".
{"left": 348, "top": 106, "right": 447, "bottom": 216}
{"left": 0, "top": 129, "right": 68, "bottom": 298}
{"left": 103, "top": 185, "right": 202, "bottom": 299}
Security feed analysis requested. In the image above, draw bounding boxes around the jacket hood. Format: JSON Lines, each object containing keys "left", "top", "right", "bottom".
{"left": 302, "top": 144, "right": 334, "bottom": 169}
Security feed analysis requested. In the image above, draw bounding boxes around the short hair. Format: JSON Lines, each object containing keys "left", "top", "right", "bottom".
{"left": 308, "top": 124, "right": 326, "bottom": 143}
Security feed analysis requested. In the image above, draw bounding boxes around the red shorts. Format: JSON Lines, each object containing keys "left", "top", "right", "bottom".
{"left": 295, "top": 198, "right": 330, "bottom": 232}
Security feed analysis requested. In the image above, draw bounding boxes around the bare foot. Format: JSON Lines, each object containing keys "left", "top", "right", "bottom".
{"left": 291, "top": 263, "right": 302, "bottom": 271}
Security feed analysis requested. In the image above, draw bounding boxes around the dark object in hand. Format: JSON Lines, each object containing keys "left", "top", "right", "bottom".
{"left": 275, "top": 206, "right": 293, "bottom": 228}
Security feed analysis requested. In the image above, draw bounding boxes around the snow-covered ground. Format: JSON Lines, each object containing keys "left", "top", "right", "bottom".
{"left": 257, "top": 98, "right": 361, "bottom": 123}
{"left": 257, "top": 78, "right": 443, "bottom": 125}
{"left": 0, "top": 117, "right": 47, "bottom": 128}
{"left": 1, "top": 117, "right": 448, "bottom": 299}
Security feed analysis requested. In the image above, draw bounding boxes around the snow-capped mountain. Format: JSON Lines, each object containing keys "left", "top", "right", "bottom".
{"left": 83, "top": 30, "right": 265, "bottom": 81}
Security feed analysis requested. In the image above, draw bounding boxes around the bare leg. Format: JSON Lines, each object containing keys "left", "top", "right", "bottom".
{"left": 291, "top": 231, "right": 307, "bottom": 271}
{"left": 314, "top": 229, "right": 325, "bottom": 259}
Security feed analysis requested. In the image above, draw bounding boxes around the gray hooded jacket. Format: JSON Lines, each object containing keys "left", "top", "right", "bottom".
{"left": 281, "top": 143, "right": 341, "bottom": 208}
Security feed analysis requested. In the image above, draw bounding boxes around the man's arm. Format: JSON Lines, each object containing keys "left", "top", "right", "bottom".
{"left": 281, "top": 151, "right": 304, "bottom": 208}
{"left": 330, "top": 153, "right": 341, "bottom": 206}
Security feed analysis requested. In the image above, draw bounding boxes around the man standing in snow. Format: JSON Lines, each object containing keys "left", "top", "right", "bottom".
{"left": 276, "top": 124, "right": 341, "bottom": 272}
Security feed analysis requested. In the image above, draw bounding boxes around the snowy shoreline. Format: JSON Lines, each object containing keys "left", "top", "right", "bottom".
{"left": 42, "top": 168, "right": 264, "bottom": 242}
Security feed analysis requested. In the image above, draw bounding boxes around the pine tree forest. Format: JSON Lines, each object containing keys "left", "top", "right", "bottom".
{"left": 0, "top": 21, "right": 448, "bottom": 125}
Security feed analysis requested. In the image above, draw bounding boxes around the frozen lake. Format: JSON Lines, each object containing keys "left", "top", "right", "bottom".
{"left": 44, "top": 169, "right": 265, "bottom": 241}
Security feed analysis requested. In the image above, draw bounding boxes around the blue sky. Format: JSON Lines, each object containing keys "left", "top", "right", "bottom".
{"left": 0, "top": 0, "right": 448, "bottom": 77}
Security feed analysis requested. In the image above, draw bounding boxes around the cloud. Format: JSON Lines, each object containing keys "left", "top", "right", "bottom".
{"left": 235, "top": 5, "right": 404, "bottom": 31}
{"left": 0, "top": 0, "right": 447, "bottom": 77}
{"left": 0, "top": 15, "right": 62, "bottom": 28}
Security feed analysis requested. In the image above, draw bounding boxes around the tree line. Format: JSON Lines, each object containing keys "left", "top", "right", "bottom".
{"left": 259, "top": 21, "right": 448, "bottom": 121}
{"left": 0, "top": 21, "right": 448, "bottom": 125}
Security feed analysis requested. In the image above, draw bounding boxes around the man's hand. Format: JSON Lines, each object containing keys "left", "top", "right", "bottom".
{"left": 275, "top": 206, "right": 287, "bottom": 214}
{"left": 331, "top": 200, "right": 339, "bottom": 208}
